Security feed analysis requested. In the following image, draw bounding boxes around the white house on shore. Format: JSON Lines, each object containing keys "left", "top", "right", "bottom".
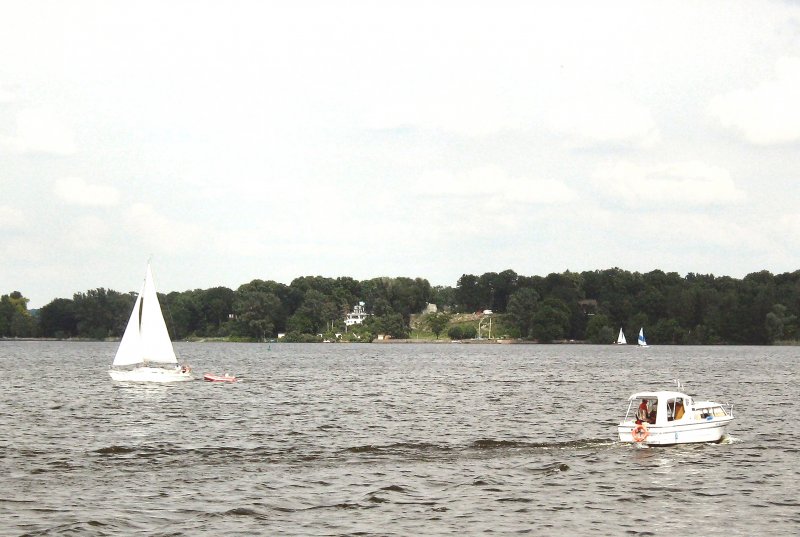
{"left": 344, "top": 302, "right": 370, "bottom": 330}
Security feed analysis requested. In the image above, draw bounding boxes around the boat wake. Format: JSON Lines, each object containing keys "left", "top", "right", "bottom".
{"left": 471, "top": 438, "right": 614, "bottom": 451}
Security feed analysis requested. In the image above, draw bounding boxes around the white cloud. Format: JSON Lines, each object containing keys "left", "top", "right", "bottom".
{"left": 545, "top": 96, "right": 659, "bottom": 147}
{"left": 0, "top": 84, "right": 16, "bottom": 104}
{"left": 417, "top": 167, "right": 576, "bottom": 205}
{"left": 54, "top": 177, "right": 120, "bottom": 206}
{"left": 709, "top": 57, "right": 800, "bottom": 145}
{"left": 592, "top": 161, "right": 746, "bottom": 207}
{"left": 779, "top": 213, "right": 800, "bottom": 241}
{"left": 0, "top": 205, "right": 25, "bottom": 228}
{"left": 3, "top": 108, "right": 76, "bottom": 155}
{"left": 408, "top": 167, "right": 578, "bottom": 242}
{"left": 64, "top": 215, "right": 110, "bottom": 250}
{"left": 123, "top": 203, "right": 201, "bottom": 254}
{"left": 635, "top": 212, "right": 764, "bottom": 249}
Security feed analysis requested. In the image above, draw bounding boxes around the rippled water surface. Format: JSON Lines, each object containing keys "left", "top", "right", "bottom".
{"left": 1, "top": 341, "right": 797, "bottom": 536}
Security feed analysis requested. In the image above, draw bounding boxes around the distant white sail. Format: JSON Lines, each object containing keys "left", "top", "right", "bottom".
{"left": 638, "top": 327, "right": 648, "bottom": 347}
{"left": 616, "top": 328, "right": 627, "bottom": 345}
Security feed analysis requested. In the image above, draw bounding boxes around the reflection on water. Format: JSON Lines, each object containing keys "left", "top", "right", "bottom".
{"left": 0, "top": 341, "right": 797, "bottom": 535}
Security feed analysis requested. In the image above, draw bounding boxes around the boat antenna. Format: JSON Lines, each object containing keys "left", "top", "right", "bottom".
{"left": 674, "top": 379, "right": 682, "bottom": 390}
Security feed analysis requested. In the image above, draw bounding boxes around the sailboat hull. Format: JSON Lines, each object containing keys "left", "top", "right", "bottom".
{"left": 109, "top": 367, "right": 193, "bottom": 383}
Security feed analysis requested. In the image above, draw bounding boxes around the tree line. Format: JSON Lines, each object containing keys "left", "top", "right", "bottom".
{"left": 2, "top": 268, "right": 799, "bottom": 344}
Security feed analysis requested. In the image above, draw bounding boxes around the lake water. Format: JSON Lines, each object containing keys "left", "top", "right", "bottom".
{"left": 0, "top": 341, "right": 797, "bottom": 536}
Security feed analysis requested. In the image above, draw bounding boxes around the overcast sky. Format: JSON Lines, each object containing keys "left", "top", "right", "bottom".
{"left": 3, "top": 1, "right": 800, "bottom": 308}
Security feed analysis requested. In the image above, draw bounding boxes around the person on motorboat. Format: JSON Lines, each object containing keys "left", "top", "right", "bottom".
{"left": 636, "top": 399, "right": 649, "bottom": 423}
{"left": 636, "top": 399, "right": 657, "bottom": 424}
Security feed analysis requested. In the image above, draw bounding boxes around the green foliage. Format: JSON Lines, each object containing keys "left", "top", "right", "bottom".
{"left": 71, "top": 288, "right": 131, "bottom": 339}
{"left": 39, "top": 298, "right": 78, "bottom": 338}
{"left": 281, "top": 331, "right": 321, "bottom": 343}
{"left": 364, "top": 312, "right": 409, "bottom": 339}
{"left": 426, "top": 312, "right": 451, "bottom": 339}
{"left": 585, "top": 314, "right": 613, "bottom": 344}
{"left": 447, "top": 323, "right": 477, "bottom": 340}
{"left": 0, "top": 291, "right": 37, "bottom": 337}
{"left": 231, "top": 280, "right": 283, "bottom": 341}
{"left": 506, "top": 288, "right": 540, "bottom": 338}
{"left": 430, "top": 285, "right": 457, "bottom": 311}
{"left": 21, "top": 266, "right": 800, "bottom": 345}
{"left": 530, "top": 298, "right": 571, "bottom": 342}
{"left": 200, "top": 287, "right": 235, "bottom": 334}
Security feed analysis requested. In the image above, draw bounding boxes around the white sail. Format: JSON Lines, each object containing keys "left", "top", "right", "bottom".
{"left": 638, "top": 327, "right": 648, "bottom": 347}
{"left": 112, "top": 283, "right": 145, "bottom": 367}
{"left": 140, "top": 264, "right": 178, "bottom": 364}
{"left": 616, "top": 328, "right": 627, "bottom": 344}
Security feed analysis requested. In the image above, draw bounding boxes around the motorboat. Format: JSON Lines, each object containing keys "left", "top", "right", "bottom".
{"left": 618, "top": 389, "right": 733, "bottom": 445}
{"left": 203, "top": 373, "right": 238, "bottom": 383}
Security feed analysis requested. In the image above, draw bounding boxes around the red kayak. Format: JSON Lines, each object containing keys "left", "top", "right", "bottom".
{"left": 203, "top": 373, "right": 238, "bottom": 383}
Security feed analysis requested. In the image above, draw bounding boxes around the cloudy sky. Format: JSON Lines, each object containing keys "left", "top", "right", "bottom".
{"left": 3, "top": 1, "right": 800, "bottom": 308}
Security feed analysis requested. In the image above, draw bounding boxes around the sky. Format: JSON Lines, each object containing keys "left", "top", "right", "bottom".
{"left": 2, "top": 1, "right": 800, "bottom": 308}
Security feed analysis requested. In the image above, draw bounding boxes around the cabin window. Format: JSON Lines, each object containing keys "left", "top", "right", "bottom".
{"left": 635, "top": 398, "right": 656, "bottom": 424}
{"left": 666, "top": 398, "right": 685, "bottom": 421}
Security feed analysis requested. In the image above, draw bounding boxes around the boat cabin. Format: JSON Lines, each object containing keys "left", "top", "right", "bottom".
{"left": 619, "top": 389, "right": 734, "bottom": 445}
{"left": 621, "top": 391, "right": 731, "bottom": 427}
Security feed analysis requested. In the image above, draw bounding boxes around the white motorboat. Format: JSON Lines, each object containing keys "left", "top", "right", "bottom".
{"left": 618, "top": 389, "right": 733, "bottom": 445}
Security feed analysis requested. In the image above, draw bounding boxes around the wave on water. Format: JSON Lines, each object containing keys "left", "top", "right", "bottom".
{"left": 91, "top": 444, "right": 297, "bottom": 464}
{"left": 471, "top": 438, "right": 613, "bottom": 451}
{"left": 94, "top": 445, "right": 136, "bottom": 455}
{"left": 343, "top": 442, "right": 452, "bottom": 454}
{"left": 221, "top": 507, "right": 269, "bottom": 519}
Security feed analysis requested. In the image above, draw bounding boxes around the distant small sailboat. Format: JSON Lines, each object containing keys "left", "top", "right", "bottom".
{"left": 638, "top": 327, "right": 648, "bottom": 347}
{"left": 616, "top": 327, "right": 627, "bottom": 345}
{"left": 109, "top": 262, "right": 193, "bottom": 382}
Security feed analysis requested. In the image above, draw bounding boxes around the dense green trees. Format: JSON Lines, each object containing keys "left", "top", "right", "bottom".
{"left": 426, "top": 312, "right": 451, "bottom": 339}
{"left": 8, "top": 267, "right": 800, "bottom": 344}
{"left": 0, "top": 291, "right": 37, "bottom": 337}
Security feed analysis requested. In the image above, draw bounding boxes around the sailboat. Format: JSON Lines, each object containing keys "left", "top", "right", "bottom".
{"left": 615, "top": 327, "right": 627, "bottom": 345}
{"left": 637, "top": 327, "right": 648, "bottom": 347}
{"left": 108, "top": 263, "right": 192, "bottom": 382}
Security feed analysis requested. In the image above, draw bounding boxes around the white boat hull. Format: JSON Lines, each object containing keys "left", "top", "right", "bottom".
{"left": 109, "top": 367, "right": 193, "bottom": 383}
{"left": 618, "top": 417, "right": 732, "bottom": 445}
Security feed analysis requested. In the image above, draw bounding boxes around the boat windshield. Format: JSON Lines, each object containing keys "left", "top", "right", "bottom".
{"left": 625, "top": 397, "right": 657, "bottom": 424}
{"left": 666, "top": 397, "right": 686, "bottom": 421}
{"left": 694, "top": 404, "right": 729, "bottom": 420}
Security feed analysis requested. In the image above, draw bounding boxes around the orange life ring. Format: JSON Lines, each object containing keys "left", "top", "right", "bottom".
{"left": 631, "top": 423, "right": 650, "bottom": 443}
